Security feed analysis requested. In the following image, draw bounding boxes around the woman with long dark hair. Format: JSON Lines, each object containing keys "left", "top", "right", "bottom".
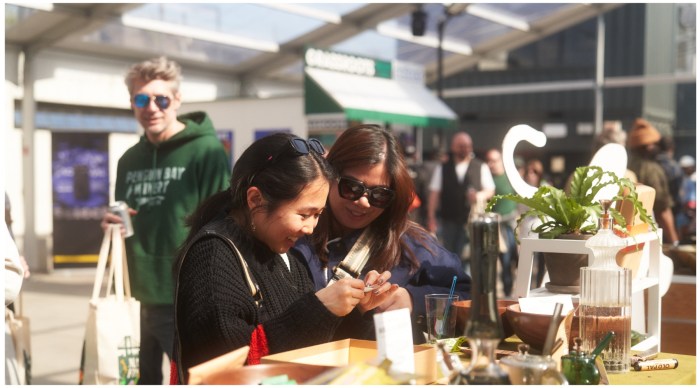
{"left": 172, "top": 133, "right": 397, "bottom": 383}
{"left": 292, "top": 125, "right": 470, "bottom": 343}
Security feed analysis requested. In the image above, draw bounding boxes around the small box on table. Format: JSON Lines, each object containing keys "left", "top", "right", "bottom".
{"left": 260, "top": 338, "right": 437, "bottom": 384}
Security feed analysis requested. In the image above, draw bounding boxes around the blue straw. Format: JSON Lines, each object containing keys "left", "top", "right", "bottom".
{"left": 440, "top": 275, "right": 458, "bottom": 338}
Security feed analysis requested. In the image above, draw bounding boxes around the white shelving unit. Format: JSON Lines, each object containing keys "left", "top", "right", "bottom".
{"left": 513, "top": 229, "right": 662, "bottom": 352}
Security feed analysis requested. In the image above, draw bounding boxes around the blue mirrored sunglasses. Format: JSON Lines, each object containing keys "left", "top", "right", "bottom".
{"left": 133, "top": 94, "right": 171, "bottom": 110}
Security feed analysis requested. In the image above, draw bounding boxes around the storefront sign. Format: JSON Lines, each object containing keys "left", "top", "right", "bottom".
{"left": 304, "top": 47, "right": 391, "bottom": 79}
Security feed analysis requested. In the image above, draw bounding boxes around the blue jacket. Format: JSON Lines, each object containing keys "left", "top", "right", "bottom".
{"left": 291, "top": 229, "right": 471, "bottom": 343}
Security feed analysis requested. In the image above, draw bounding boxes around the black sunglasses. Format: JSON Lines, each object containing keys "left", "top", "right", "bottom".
{"left": 266, "top": 137, "right": 325, "bottom": 164}
{"left": 288, "top": 138, "right": 325, "bottom": 157}
{"left": 338, "top": 176, "right": 395, "bottom": 209}
{"left": 250, "top": 137, "right": 326, "bottom": 185}
{"left": 133, "top": 94, "right": 171, "bottom": 110}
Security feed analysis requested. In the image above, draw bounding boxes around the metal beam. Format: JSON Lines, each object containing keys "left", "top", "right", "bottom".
{"left": 23, "top": 3, "right": 141, "bottom": 56}
{"left": 21, "top": 52, "right": 40, "bottom": 272}
{"left": 234, "top": 3, "right": 415, "bottom": 79}
{"left": 425, "top": 3, "right": 624, "bottom": 84}
{"left": 595, "top": 14, "right": 605, "bottom": 135}
{"left": 465, "top": 4, "right": 530, "bottom": 32}
{"left": 120, "top": 15, "right": 280, "bottom": 53}
{"left": 441, "top": 73, "right": 695, "bottom": 99}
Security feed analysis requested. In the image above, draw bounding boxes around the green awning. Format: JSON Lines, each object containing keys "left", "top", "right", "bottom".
{"left": 305, "top": 67, "right": 457, "bottom": 128}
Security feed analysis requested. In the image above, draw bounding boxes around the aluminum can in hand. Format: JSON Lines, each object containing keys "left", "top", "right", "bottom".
{"left": 109, "top": 201, "right": 134, "bottom": 237}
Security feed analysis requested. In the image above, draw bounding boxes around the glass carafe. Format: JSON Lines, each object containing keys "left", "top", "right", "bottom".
{"left": 579, "top": 200, "right": 632, "bottom": 373}
{"left": 454, "top": 212, "right": 510, "bottom": 385}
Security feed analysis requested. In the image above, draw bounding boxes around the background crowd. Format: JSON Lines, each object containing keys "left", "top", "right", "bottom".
{"left": 409, "top": 119, "right": 696, "bottom": 297}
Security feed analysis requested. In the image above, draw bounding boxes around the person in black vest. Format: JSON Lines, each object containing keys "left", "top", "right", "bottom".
{"left": 426, "top": 132, "right": 495, "bottom": 273}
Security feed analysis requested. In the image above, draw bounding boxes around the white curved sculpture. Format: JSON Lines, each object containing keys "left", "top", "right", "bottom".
{"left": 501, "top": 124, "right": 673, "bottom": 307}
{"left": 501, "top": 124, "right": 547, "bottom": 198}
{"left": 589, "top": 143, "right": 627, "bottom": 178}
{"left": 588, "top": 143, "right": 628, "bottom": 202}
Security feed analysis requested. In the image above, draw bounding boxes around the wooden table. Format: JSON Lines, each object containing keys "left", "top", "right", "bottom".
{"left": 456, "top": 339, "right": 695, "bottom": 385}
{"left": 607, "top": 352, "right": 696, "bottom": 385}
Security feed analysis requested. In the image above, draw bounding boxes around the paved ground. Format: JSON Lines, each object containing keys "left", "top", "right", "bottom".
{"left": 15, "top": 268, "right": 168, "bottom": 385}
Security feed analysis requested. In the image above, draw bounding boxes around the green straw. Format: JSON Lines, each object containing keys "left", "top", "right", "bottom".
{"left": 591, "top": 331, "right": 615, "bottom": 358}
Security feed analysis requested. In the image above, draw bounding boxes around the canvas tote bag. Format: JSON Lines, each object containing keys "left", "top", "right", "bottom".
{"left": 80, "top": 225, "right": 140, "bottom": 385}
{"left": 5, "top": 294, "right": 32, "bottom": 385}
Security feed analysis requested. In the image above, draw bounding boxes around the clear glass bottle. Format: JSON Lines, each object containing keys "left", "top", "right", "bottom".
{"left": 454, "top": 213, "right": 510, "bottom": 385}
{"left": 579, "top": 200, "right": 632, "bottom": 373}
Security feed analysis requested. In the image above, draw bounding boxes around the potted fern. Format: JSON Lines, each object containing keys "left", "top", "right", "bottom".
{"left": 486, "top": 165, "right": 657, "bottom": 293}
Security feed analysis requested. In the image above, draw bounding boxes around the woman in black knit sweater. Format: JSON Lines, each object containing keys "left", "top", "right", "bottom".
{"left": 171, "top": 133, "right": 397, "bottom": 384}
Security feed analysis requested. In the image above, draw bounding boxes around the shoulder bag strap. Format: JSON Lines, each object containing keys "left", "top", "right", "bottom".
{"left": 173, "top": 229, "right": 261, "bottom": 384}
{"left": 121, "top": 233, "right": 133, "bottom": 299}
{"left": 327, "top": 228, "right": 372, "bottom": 286}
{"left": 103, "top": 226, "right": 124, "bottom": 300}
{"left": 111, "top": 225, "right": 125, "bottom": 302}
{"left": 210, "top": 232, "right": 262, "bottom": 305}
{"left": 91, "top": 225, "right": 116, "bottom": 300}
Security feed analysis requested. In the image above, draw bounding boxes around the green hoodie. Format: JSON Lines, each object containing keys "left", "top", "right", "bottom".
{"left": 115, "top": 111, "right": 230, "bottom": 305}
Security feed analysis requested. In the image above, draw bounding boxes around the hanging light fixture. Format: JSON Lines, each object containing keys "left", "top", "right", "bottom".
{"left": 411, "top": 5, "right": 427, "bottom": 36}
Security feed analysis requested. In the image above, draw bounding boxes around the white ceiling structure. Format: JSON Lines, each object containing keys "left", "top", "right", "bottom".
{"left": 5, "top": 3, "right": 624, "bottom": 97}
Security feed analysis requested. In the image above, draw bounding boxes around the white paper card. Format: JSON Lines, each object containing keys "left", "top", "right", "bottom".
{"left": 374, "top": 308, "right": 415, "bottom": 375}
{"left": 519, "top": 295, "right": 574, "bottom": 315}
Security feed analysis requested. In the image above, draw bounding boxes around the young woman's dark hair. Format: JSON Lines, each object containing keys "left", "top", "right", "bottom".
{"left": 312, "top": 124, "right": 429, "bottom": 274}
{"left": 178, "top": 132, "right": 335, "bottom": 263}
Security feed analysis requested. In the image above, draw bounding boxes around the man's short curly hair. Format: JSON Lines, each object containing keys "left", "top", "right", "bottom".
{"left": 124, "top": 56, "right": 182, "bottom": 95}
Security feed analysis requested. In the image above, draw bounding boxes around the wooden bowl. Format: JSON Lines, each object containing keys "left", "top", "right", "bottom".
{"left": 664, "top": 244, "right": 696, "bottom": 272}
{"left": 194, "top": 363, "right": 335, "bottom": 385}
{"left": 505, "top": 304, "right": 573, "bottom": 352}
{"left": 454, "top": 299, "right": 517, "bottom": 339}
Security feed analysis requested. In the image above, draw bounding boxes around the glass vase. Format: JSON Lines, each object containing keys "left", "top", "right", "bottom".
{"left": 579, "top": 200, "right": 632, "bottom": 373}
{"left": 456, "top": 212, "right": 510, "bottom": 384}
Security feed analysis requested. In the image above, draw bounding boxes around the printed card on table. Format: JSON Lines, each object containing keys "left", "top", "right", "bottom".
{"left": 374, "top": 308, "right": 414, "bottom": 375}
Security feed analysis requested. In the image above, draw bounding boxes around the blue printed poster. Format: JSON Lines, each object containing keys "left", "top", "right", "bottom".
{"left": 52, "top": 132, "right": 109, "bottom": 264}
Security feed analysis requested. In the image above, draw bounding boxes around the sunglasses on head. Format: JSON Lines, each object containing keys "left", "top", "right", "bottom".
{"left": 338, "top": 176, "right": 395, "bottom": 209}
{"left": 133, "top": 94, "right": 171, "bottom": 110}
{"left": 288, "top": 138, "right": 325, "bottom": 157}
{"left": 250, "top": 137, "right": 326, "bottom": 185}
{"left": 266, "top": 137, "right": 325, "bottom": 163}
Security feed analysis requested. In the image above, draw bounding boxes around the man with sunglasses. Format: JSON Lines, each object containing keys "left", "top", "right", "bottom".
{"left": 100, "top": 57, "right": 230, "bottom": 384}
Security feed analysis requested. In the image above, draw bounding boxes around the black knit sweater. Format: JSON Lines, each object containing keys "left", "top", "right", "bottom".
{"left": 175, "top": 217, "right": 342, "bottom": 376}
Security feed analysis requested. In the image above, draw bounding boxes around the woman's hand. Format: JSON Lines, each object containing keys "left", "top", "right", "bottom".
{"left": 315, "top": 270, "right": 401, "bottom": 316}
{"left": 357, "top": 270, "right": 399, "bottom": 314}
{"left": 315, "top": 278, "right": 366, "bottom": 317}
{"left": 374, "top": 287, "right": 413, "bottom": 314}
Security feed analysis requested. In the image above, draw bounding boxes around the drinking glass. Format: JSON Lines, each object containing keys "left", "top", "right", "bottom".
{"left": 425, "top": 294, "right": 460, "bottom": 343}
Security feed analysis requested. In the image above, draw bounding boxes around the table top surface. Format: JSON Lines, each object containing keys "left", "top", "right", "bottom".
{"left": 606, "top": 352, "right": 696, "bottom": 385}
{"left": 458, "top": 338, "right": 696, "bottom": 385}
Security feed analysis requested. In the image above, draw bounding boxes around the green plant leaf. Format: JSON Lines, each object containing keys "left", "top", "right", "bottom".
{"left": 486, "top": 165, "right": 658, "bottom": 240}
